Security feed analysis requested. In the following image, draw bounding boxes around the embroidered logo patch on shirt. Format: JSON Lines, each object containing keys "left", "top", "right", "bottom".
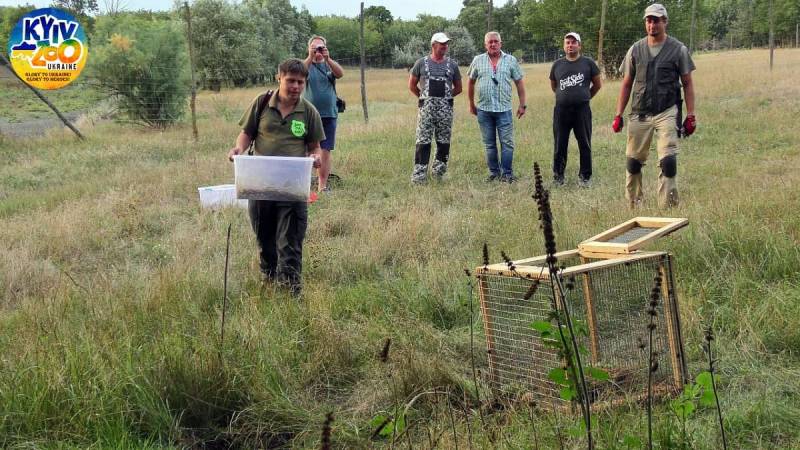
{"left": 290, "top": 120, "right": 306, "bottom": 137}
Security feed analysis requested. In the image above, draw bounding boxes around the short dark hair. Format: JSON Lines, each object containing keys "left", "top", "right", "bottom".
{"left": 278, "top": 58, "right": 308, "bottom": 79}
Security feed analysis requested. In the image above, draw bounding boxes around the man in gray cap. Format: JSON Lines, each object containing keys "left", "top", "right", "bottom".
{"left": 549, "top": 31, "right": 602, "bottom": 188}
{"left": 612, "top": 3, "right": 696, "bottom": 208}
{"left": 408, "top": 32, "right": 463, "bottom": 184}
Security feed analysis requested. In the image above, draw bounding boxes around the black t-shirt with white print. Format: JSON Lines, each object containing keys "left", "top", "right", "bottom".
{"left": 549, "top": 56, "right": 600, "bottom": 106}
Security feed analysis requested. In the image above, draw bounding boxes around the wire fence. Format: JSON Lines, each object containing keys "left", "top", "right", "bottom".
{"left": 2, "top": 10, "right": 798, "bottom": 133}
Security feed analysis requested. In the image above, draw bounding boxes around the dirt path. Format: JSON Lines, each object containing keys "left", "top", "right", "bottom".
{"left": 0, "top": 111, "right": 86, "bottom": 138}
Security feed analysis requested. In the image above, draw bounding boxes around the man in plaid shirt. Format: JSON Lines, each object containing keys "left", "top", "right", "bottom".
{"left": 468, "top": 31, "right": 527, "bottom": 183}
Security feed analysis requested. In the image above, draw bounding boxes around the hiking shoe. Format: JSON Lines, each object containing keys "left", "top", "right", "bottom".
{"left": 485, "top": 174, "right": 500, "bottom": 182}
{"left": 431, "top": 160, "right": 447, "bottom": 179}
{"left": 319, "top": 185, "right": 332, "bottom": 193}
{"left": 411, "top": 164, "right": 428, "bottom": 184}
{"left": 552, "top": 177, "right": 565, "bottom": 187}
{"left": 500, "top": 174, "right": 519, "bottom": 184}
{"left": 577, "top": 178, "right": 592, "bottom": 188}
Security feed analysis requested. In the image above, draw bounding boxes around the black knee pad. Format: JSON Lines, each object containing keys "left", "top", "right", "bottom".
{"left": 660, "top": 155, "right": 677, "bottom": 178}
{"left": 626, "top": 157, "right": 643, "bottom": 175}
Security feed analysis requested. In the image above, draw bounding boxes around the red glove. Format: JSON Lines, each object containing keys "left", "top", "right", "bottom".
{"left": 612, "top": 115, "right": 624, "bottom": 133}
{"left": 683, "top": 115, "right": 696, "bottom": 136}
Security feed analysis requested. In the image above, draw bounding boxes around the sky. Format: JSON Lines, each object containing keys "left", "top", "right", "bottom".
{"left": 0, "top": 0, "right": 463, "bottom": 20}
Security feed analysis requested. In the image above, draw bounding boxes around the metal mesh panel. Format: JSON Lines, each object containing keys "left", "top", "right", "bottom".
{"left": 606, "top": 226, "right": 660, "bottom": 244}
{"left": 478, "top": 253, "right": 682, "bottom": 408}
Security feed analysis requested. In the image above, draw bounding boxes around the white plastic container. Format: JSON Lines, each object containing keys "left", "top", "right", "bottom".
{"left": 198, "top": 184, "right": 249, "bottom": 210}
{"left": 234, "top": 155, "right": 313, "bottom": 202}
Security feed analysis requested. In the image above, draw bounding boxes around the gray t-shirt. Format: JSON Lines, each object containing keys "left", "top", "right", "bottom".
{"left": 411, "top": 56, "right": 461, "bottom": 99}
{"left": 549, "top": 56, "right": 600, "bottom": 106}
{"left": 620, "top": 41, "right": 694, "bottom": 77}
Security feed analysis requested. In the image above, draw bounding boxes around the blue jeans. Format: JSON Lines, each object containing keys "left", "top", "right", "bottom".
{"left": 477, "top": 109, "right": 515, "bottom": 177}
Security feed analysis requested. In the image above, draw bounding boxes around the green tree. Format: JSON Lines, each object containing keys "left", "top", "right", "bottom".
{"left": 315, "top": 15, "right": 382, "bottom": 65}
{"left": 1, "top": 5, "right": 36, "bottom": 63}
{"left": 363, "top": 5, "right": 393, "bottom": 31}
{"left": 91, "top": 14, "right": 189, "bottom": 127}
{"left": 189, "top": 0, "right": 262, "bottom": 89}
{"left": 444, "top": 25, "right": 477, "bottom": 64}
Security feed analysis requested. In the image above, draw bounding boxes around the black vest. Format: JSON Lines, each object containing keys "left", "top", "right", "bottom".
{"left": 630, "top": 36, "right": 684, "bottom": 115}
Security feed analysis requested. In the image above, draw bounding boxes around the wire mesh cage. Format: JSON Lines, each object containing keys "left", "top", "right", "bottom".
{"left": 476, "top": 218, "right": 688, "bottom": 410}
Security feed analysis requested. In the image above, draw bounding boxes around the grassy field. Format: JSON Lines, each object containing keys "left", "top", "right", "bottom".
{"left": 1, "top": 48, "right": 799, "bottom": 448}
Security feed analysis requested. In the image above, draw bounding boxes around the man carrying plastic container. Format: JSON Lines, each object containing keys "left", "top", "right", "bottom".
{"left": 228, "top": 58, "right": 324, "bottom": 296}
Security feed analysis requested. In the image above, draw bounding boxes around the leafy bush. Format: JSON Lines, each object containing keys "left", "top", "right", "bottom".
{"left": 392, "top": 35, "right": 426, "bottom": 69}
{"left": 90, "top": 15, "right": 189, "bottom": 127}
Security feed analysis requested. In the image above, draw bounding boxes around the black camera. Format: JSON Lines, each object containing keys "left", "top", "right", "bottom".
{"left": 316, "top": 46, "right": 326, "bottom": 53}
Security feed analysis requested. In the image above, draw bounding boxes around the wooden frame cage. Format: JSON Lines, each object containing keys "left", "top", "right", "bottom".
{"left": 476, "top": 218, "right": 689, "bottom": 408}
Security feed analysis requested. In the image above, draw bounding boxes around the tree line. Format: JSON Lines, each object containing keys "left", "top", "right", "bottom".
{"left": 1, "top": 0, "right": 797, "bottom": 126}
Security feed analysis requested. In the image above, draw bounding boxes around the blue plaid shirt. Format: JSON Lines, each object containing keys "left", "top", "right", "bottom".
{"left": 468, "top": 51, "right": 524, "bottom": 112}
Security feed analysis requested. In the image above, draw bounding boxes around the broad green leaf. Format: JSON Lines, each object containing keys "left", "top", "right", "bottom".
{"left": 368, "top": 413, "right": 388, "bottom": 429}
{"left": 560, "top": 386, "right": 576, "bottom": 401}
{"left": 532, "top": 321, "right": 553, "bottom": 333}
{"left": 548, "top": 367, "right": 569, "bottom": 385}
{"left": 699, "top": 385, "right": 717, "bottom": 407}
{"left": 587, "top": 366, "right": 610, "bottom": 382}
{"left": 696, "top": 371, "right": 713, "bottom": 389}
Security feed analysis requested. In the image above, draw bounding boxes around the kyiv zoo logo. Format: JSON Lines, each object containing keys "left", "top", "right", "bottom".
{"left": 7, "top": 8, "right": 88, "bottom": 90}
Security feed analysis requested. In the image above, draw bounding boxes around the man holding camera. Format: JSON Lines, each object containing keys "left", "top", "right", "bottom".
{"left": 549, "top": 32, "right": 602, "bottom": 188}
{"left": 613, "top": 3, "right": 696, "bottom": 209}
{"left": 304, "top": 35, "right": 344, "bottom": 193}
{"left": 408, "top": 32, "right": 462, "bottom": 184}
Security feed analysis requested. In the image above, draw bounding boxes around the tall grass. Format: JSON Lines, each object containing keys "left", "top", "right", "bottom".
{"left": 1, "top": 49, "right": 799, "bottom": 448}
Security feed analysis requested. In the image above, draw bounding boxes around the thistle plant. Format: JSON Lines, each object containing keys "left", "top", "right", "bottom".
{"left": 645, "top": 271, "right": 664, "bottom": 450}
{"left": 531, "top": 162, "right": 595, "bottom": 449}
{"left": 320, "top": 412, "right": 333, "bottom": 450}
{"left": 703, "top": 326, "right": 728, "bottom": 450}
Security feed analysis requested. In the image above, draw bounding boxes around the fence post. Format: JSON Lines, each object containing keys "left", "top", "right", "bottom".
{"left": 184, "top": 1, "right": 199, "bottom": 141}
{"left": 769, "top": 0, "right": 774, "bottom": 71}
{"left": 0, "top": 53, "right": 84, "bottom": 140}
{"left": 598, "top": 0, "right": 607, "bottom": 74}
{"left": 689, "top": 0, "right": 697, "bottom": 52}
{"left": 359, "top": 2, "right": 369, "bottom": 124}
{"left": 487, "top": 0, "right": 493, "bottom": 31}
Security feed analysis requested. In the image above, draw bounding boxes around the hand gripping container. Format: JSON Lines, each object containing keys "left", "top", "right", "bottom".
{"left": 234, "top": 155, "right": 314, "bottom": 202}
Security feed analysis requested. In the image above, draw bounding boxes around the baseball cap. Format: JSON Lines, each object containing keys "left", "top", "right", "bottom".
{"left": 431, "top": 32, "right": 451, "bottom": 44}
{"left": 565, "top": 32, "right": 581, "bottom": 43}
{"left": 643, "top": 3, "right": 668, "bottom": 19}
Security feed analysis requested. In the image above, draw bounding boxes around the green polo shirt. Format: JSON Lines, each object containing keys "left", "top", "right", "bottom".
{"left": 239, "top": 92, "right": 325, "bottom": 157}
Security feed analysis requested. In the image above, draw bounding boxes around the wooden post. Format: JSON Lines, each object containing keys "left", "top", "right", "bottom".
{"left": 0, "top": 53, "right": 84, "bottom": 140}
{"left": 769, "top": 0, "right": 774, "bottom": 70}
{"left": 184, "top": 2, "right": 199, "bottom": 141}
{"left": 486, "top": 0, "right": 493, "bottom": 32}
{"left": 579, "top": 258, "right": 601, "bottom": 364}
{"left": 597, "top": 0, "right": 607, "bottom": 74}
{"left": 689, "top": 0, "right": 697, "bottom": 53}
{"left": 659, "top": 258, "right": 684, "bottom": 388}
{"left": 359, "top": 2, "right": 369, "bottom": 124}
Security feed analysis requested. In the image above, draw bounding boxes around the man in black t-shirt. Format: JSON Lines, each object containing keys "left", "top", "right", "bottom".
{"left": 549, "top": 32, "right": 602, "bottom": 187}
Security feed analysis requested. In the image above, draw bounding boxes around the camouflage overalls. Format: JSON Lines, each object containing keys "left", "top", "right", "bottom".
{"left": 412, "top": 56, "right": 457, "bottom": 183}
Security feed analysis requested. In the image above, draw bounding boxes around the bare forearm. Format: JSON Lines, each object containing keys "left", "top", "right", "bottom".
{"left": 682, "top": 76, "right": 695, "bottom": 115}
{"left": 615, "top": 79, "right": 633, "bottom": 116}
{"left": 515, "top": 79, "right": 526, "bottom": 106}
{"left": 468, "top": 79, "right": 475, "bottom": 104}
{"left": 327, "top": 59, "right": 344, "bottom": 78}
{"left": 235, "top": 132, "right": 252, "bottom": 152}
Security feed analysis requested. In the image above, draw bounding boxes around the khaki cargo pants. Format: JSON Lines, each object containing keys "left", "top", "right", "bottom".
{"left": 625, "top": 105, "right": 679, "bottom": 208}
